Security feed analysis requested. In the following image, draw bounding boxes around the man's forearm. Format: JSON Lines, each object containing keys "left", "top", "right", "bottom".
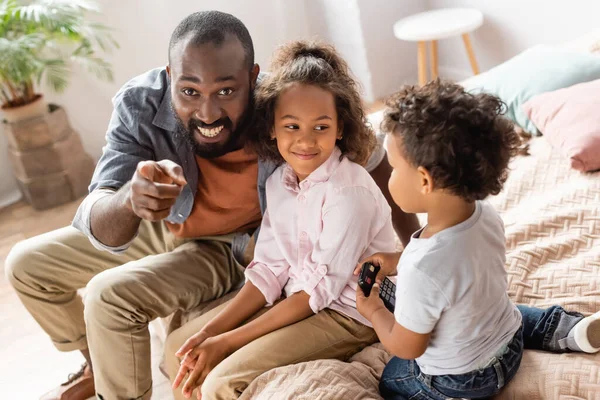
{"left": 89, "top": 182, "right": 142, "bottom": 247}
{"left": 370, "top": 155, "right": 421, "bottom": 246}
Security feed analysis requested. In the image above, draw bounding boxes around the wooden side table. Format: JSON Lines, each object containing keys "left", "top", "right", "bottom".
{"left": 394, "top": 8, "right": 484, "bottom": 85}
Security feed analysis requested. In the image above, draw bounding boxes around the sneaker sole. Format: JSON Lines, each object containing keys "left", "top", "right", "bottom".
{"left": 588, "top": 318, "right": 600, "bottom": 349}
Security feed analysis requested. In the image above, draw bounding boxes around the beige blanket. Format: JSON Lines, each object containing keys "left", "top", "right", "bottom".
{"left": 243, "top": 138, "right": 600, "bottom": 400}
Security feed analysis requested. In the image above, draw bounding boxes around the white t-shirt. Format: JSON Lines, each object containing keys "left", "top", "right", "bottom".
{"left": 394, "top": 201, "right": 522, "bottom": 375}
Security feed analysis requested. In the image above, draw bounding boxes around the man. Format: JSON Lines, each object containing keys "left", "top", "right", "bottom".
{"left": 5, "top": 11, "right": 420, "bottom": 400}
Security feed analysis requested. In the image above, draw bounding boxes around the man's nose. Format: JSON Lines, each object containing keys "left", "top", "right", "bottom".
{"left": 195, "top": 98, "right": 222, "bottom": 125}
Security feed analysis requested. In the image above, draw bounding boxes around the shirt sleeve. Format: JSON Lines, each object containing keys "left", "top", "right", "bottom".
{"left": 303, "top": 186, "right": 388, "bottom": 314}
{"left": 71, "top": 90, "right": 154, "bottom": 253}
{"left": 71, "top": 188, "right": 138, "bottom": 254}
{"left": 245, "top": 207, "right": 291, "bottom": 305}
{"left": 394, "top": 262, "right": 450, "bottom": 334}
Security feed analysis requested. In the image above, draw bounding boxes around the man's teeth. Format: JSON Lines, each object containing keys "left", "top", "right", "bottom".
{"left": 197, "top": 125, "right": 224, "bottom": 138}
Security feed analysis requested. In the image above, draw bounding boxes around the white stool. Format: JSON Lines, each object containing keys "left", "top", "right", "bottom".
{"left": 393, "top": 8, "right": 484, "bottom": 85}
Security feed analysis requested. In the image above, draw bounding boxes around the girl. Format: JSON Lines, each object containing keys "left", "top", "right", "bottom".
{"left": 167, "top": 41, "right": 397, "bottom": 400}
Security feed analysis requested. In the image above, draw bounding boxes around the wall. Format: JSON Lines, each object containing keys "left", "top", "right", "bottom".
{"left": 357, "top": 0, "right": 427, "bottom": 99}
{"left": 427, "top": 0, "right": 600, "bottom": 80}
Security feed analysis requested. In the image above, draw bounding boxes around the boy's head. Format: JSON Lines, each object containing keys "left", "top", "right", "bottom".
{"left": 383, "top": 80, "right": 520, "bottom": 213}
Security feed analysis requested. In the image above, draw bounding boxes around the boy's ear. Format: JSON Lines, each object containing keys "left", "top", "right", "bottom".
{"left": 417, "top": 166, "right": 434, "bottom": 195}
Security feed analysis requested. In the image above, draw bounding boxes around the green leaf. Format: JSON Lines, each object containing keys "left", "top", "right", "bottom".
{"left": 43, "top": 58, "right": 69, "bottom": 92}
{"left": 0, "top": 0, "right": 117, "bottom": 103}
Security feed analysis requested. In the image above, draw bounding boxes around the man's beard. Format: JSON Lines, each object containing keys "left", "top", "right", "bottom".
{"left": 173, "top": 93, "right": 254, "bottom": 159}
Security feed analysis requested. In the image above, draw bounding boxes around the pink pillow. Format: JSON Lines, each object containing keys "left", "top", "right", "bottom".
{"left": 523, "top": 79, "right": 600, "bottom": 172}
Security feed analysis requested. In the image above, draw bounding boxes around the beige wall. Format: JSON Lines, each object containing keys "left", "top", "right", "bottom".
{"left": 427, "top": 0, "right": 600, "bottom": 80}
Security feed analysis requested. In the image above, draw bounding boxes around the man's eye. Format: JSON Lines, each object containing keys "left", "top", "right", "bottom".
{"left": 314, "top": 125, "right": 329, "bottom": 131}
{"left": 218, "top": 88, "right": 234, "bottom": 96}
{"left": 182, "top": 88, "right": 197, "bottom": 96}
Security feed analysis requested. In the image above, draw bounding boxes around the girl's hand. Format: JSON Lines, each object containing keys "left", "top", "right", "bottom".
{"left": 356, "top": 282, "right": 387, "bottom": 321}
{"left": 354, "top": 252, "right": 401, "bottom": 284}
{"left": 175, "top": 329, "right": 215, "bottom": 358}
{"left": 173, "top": 335, "right": 232, "bottom": 399}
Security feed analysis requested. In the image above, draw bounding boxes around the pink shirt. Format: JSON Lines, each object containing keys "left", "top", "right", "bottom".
{"left": 245, "top": 147, "right": 396, "bottom": 326}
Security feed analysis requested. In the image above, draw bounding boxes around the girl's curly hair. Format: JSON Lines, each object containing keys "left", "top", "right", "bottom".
{"left": 383, "top": 80, "right": 521, "bottom": 202}
{"left": 248, "top": 40, "right": 376, "bottom": 166}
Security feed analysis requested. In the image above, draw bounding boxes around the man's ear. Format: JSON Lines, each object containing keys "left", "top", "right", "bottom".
{"left": 417, "top": 166, "right": 434, "bottom": 195}
{"left": 250, "top": 64, "right": 260, "bottom": 89}
{"left": 166, "top": 65, "right": 171, "bottom": 81}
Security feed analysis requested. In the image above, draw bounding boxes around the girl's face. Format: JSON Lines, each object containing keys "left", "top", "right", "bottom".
{"left": 271, "top": 83, "right": 342, "bottom": 182}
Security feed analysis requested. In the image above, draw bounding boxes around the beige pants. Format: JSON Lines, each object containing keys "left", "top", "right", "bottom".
{"left": 165, "top": 301, "right": 378, "bottom": 400}
{"left": 4, "top": 220, "right": 246, "bottom": 400}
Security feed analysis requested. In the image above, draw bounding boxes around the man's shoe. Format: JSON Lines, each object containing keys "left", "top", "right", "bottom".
{"left": 40, "top": 363, "right": 95, "bottom": 400}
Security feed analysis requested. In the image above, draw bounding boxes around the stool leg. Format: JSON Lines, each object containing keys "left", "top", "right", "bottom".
{"left": 418, "top": 41, "right": 427, "bottom": 85}
{"left": 462, "top": 33, "right": 479, "bottom": 75}
{"left": 430, "top": 40, "right": 438, "bottom": 80}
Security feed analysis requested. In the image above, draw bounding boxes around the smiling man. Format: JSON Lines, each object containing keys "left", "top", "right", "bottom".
{"left": 5, "top": 11, "right": 419, "bottom": 400}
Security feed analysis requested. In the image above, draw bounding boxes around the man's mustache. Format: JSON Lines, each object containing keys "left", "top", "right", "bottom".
{"left": 189, "top": 118, "right": 231, "bottom": 130}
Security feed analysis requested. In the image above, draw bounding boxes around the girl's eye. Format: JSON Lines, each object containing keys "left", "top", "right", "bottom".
{"left": 218, "top": 88, "right": 234, "bottom": 96}
{"left": 182, "top": 88, "right": 197, "bottom": 96}
{"left": 314, "top": 125, "right": 329, "bottom": 131}
{"left": 284, "top": 124, "right": 299, "bottom": 130}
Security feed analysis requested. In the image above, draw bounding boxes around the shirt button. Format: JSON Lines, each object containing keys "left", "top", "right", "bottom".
{"left": 318, "top": 265, "right": 327, "bottom": 275}
{"left": 177, "top": 213, "right": 184, "bottom": 218}
{"left": 300, "top": 231, "right": 308, "bottom": 239}
{"left": 298, "top": 195, "right": 306, "bottom": 202}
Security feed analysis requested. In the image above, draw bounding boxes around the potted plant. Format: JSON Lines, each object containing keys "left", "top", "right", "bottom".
{"left": 0, "top": 0, "right": 118, "bottom": 121}
{"left": 0, "top": 0, "right": 118, "bottom": 209}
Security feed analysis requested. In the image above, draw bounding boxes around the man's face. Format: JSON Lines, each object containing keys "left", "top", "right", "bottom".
{"left": 168, "top": 34, "right": 259, "bottom": 158}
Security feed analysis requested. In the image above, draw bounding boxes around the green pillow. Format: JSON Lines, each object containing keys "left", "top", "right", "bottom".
{"left": 463, "top": 45, "right": 600, "bottom": 135}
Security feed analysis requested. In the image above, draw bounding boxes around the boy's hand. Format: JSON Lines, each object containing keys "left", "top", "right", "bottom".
{"left": 354, "top": 252, "right": 402, "bottom": 284}
{"left": 173, "top": 335, "right": 232, "bottom": 399}
{"left": 356, "top": 282, "right": 387, "bottom": 321}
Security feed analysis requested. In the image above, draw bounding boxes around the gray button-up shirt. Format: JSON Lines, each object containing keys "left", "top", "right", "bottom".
{"left": 72, "top": 67, "right": 385, "bottom": 262}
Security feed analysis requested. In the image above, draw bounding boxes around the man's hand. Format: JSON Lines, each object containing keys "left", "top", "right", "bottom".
{"left": 356, "top": 282, "right": 387, "bottom": 321}
{"left": 128, "top": 160, "right": 187, "bottom": 221}
{"left": 354, "top": 251, "right": 402, "bottom": 284}
{"left": 173, "top": 335, "right": 231, "bottom": 399}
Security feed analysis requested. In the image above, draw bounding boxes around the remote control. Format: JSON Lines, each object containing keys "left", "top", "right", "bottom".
{"left": 357, "top": 262, "right": 396, "bottom": 312}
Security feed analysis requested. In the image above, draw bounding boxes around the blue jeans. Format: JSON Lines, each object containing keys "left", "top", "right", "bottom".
{"left": 379, "top": 306, "right": 583, "bottom": 399}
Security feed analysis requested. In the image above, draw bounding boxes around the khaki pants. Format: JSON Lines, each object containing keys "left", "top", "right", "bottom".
{"left": 4, "top": 220, "right": 246, "bottom": 400}
{"left": 164, "top": 301, "right": 378, "bottom": 400}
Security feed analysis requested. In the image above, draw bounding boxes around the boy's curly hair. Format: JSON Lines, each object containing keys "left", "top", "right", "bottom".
{"left": 383, "top": 80, "right": 520, "bottom": 202}
{"left": 248, "top": 40, "right": 376, "bottom": 166}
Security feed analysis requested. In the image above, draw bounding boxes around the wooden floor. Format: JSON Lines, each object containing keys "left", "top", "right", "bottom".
{"left": 0, "top": 199, "right": 173, "bottom": 399}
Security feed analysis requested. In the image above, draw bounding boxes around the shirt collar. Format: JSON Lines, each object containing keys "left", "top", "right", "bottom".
{"left": 281, "top": 147, "right": 343, "bottom": 192}
{"left": 152, "top": 86, "right": 179, "bottom": 132}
